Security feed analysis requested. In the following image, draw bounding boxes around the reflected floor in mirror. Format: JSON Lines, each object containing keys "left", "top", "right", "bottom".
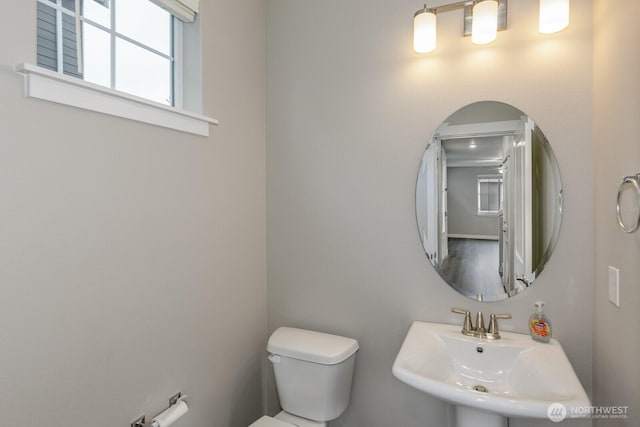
{"left": 437, "top": 238, "right": 505, "bottom": 300}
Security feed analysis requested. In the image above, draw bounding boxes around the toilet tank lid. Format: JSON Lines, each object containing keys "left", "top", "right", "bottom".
{"left": 267, "top": 327, "right": 359, "bottom": 365}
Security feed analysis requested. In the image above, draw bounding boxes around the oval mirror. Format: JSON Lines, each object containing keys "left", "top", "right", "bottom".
{"left": 416, "top": 101, "right": 562, "bottom": 301}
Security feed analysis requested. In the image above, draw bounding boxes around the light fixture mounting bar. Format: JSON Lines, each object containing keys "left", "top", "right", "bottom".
{"left": 464, "top": 0, "right": 508, "bottom": 36}
{"left": 426, "top": 0, "right": 471, "bottom": 15}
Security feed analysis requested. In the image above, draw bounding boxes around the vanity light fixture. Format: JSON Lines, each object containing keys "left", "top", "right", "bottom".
{"left": 413, "top": 0, "right": 570, "bottom": 53}
{"left": 414, "top": 6, "right": 437, "bottom": 53}
{"left": 471, "top": 0, "right": 499, "bottom": 44}
{"left": 413, "top": 0, "right": 506, "bottom": 52}
{"left": 539, "top": 0, "right": 570, "bottom": 34}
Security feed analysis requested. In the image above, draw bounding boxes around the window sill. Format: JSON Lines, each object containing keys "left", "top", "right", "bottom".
{"left": 15, "top": 63, "right": 218, "bottom": 136}
{"left": 476, "top": 212, "right": 500, "bottom": 217}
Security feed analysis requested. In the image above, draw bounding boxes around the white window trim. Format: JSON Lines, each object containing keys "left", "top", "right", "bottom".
{"left": 476, "top": 212, "right": 500, "bottom": 218}
{"left": 15, "top": 63, "right": 218, "bottom": 136}
{"left": 150, "top": 0, "right": 199, "bottom": 23}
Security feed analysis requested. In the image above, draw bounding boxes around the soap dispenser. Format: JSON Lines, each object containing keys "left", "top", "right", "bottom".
{"left": 529, "top": 301, "right": 552, "bottom": 343}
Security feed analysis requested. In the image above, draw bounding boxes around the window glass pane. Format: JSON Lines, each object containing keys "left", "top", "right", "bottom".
{"left": 61, "top": 0, "right": 75, "bottom": 12}
{"left": 83, "top": 0, "right": 111, "bottom": 28}
{"left": 83, "top": 23, "right": 111, "bottom": 87}
{"left": 116, "top": 0, "right": 171, "bottom": 55}
{"left": 115, "top": 38, "right": 172, "bottom": 105}
{"left": 62, "top": 13, "right": 82, "bottom": 77}
{"left": 37, "top": 3, "right": 58, "bottom": 71}
{"left": 478, "top": 177, "right": 502, "bottom": 213}
{"left": 487, "top": 194, "right": 499, "bottom": 211}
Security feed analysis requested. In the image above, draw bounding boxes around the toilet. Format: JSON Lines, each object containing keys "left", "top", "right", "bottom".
{"left": 249, "top": 327, "right": 359, "bottom": 427}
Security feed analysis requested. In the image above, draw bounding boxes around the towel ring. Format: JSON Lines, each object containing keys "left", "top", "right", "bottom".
{"left": 616, "top": 173, "right": 640, "bottom": 233}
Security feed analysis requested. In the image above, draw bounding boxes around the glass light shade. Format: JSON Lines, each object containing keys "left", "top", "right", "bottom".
{"left": 539, "top": 0, "right": 570, "bottom": 34}
{"left": 471, "top": 0, "right": 499, "bottom": 45}
{"left": 414, "top": 9, "right": 437, "bottom": 53}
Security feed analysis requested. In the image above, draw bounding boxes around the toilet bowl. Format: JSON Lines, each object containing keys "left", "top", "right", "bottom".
{"left": 249, "top": 327, "right": 359, "bottom": 427}
{"left": 249, "top": 411, "right": 325, "bottom": 427}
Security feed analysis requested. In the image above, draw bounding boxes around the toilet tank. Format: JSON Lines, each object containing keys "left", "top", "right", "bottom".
{"left": 267, "top": 327, "right": 359, "bottom": 422}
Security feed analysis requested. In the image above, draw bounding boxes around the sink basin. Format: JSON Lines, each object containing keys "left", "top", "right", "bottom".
{"left": 392, "top": 321, "right": 590, "bottom": 420}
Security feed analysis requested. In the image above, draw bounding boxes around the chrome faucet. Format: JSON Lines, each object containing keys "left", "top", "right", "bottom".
{"left": 451, "top": 308, "right": 511, "bottom": 340}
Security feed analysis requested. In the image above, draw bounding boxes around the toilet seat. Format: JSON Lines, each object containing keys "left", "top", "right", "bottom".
{"left": 249, "top": 416, "right": 293, "bottom": 427}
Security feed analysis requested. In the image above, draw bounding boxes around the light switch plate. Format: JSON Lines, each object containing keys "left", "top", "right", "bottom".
{"left": 608, "top": 266, "right": 620, "bottom": 307}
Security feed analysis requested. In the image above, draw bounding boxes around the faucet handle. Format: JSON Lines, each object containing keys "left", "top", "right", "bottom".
{"left": 475, "top": 312, "right": 486, "bottom": 337}
{"left": 451, "top": 307, "right": 474, "bottom": 336}
{"left": 493, "top": 313, "right": 512, "bottom": 319}
{"left": 487, "top": 313, "right": 512, "bottom": 340}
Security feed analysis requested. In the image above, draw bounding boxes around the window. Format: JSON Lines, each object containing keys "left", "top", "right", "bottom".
{"left": 37, "top": 0, "right": 180, "bottom": 106}
{"left": 26, "top": 0, "right": 215, "bottom": 135}
{"left": 477, "top": 175, "right": 503, "bottom": 215}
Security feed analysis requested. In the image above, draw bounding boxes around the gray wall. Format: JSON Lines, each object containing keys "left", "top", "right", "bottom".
{"left": 592, "top": 0, "right": 640, "bottom": 425}
{"left": 266, "top": 1, "right": 594, "bottom": 426}
{"left": 0, "top": 1, "right": 266, "bottom": 426}
{"left": 447, "top": 166, "right": 501, "bottom": 238}
{"left": 8, "top": 2, "right": 637, "bottom": 427}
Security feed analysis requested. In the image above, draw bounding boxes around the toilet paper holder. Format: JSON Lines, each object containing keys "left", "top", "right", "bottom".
{"left": 131, "top": 414, "right": 146, "bottom": 427}
{"left": 131, "top": 392, "right": 186, "bottom": 427}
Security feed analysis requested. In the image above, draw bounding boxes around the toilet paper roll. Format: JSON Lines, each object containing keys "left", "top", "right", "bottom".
{"left": 151, "top": 400, "right": 188, "bottom": 427}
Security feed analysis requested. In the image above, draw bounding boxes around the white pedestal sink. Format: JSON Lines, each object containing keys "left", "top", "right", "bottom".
{"left": 392, "top": 321, "right": 590, "bottom": 427}
{"left": 456, "top": 406, "right": 507, "bottom": 427}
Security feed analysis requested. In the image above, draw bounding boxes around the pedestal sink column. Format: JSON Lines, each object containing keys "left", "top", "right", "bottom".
{"left": 456, "top": 406, "right": 507, "bottom": 427}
